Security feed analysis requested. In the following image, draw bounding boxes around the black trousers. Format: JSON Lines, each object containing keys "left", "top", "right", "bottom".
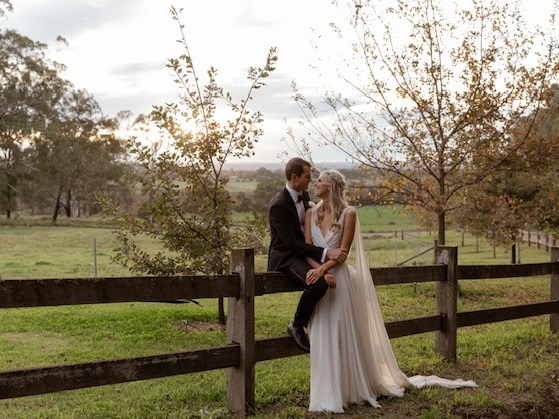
{"left": 283, "top": 257, "right": 328, "bottom": 328}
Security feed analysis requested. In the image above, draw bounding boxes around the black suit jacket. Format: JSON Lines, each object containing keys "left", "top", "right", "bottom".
{"left": 267, "top": 187, "right": 324, "bottom": 271}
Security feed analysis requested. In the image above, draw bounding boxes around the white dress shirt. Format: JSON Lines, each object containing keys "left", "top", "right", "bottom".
{"left": 286, "top": 184, "right": 327, "bottom": 262}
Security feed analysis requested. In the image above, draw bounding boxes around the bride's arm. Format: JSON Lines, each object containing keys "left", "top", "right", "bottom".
{"left": 338, "top": 208, "right": 356, "bottom": 251}
{"left": 304, "top": 210, "right": 336, "bottom": 287}
{"left": 305, "top": 208, "right": 357, "bottom": 284}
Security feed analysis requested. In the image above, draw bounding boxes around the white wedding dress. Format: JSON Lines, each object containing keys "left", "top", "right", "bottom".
{"left": 308, "top": 207, "right": 476, "bottom": 413}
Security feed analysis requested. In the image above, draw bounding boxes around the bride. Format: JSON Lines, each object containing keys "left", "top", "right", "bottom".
{"left": 303, "top": 169, "right": 476, "bottom": 413}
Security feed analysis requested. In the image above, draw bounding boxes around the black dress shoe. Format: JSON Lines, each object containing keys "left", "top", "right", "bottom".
{"left": 287, "top": 322, "right": 310, "bottom": 353}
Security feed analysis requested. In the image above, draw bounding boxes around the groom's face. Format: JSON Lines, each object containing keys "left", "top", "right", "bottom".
{"left": 293, "top": 165, "right": 313, "bottom": 192}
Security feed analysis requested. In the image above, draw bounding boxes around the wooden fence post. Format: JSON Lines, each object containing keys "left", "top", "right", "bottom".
{"left": 435, "top": 245, "right": 458, "bottom": 361}
{"left": 226, "top": 248, "right": 256, "bottom": 415}
{"left": 551, "top": 247, "right": 559, "bottom": 333}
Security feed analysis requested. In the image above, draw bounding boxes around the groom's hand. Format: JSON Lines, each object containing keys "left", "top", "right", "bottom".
{"left": 324, "top": 273, "right": 336, "bottom": 289}
{"left": 326, "top": 248, "right": 348, "bottom": 263}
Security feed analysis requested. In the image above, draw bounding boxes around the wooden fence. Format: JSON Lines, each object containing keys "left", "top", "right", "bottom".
{"left": 0, "top": 245, "right": 558, "bottom": 415}
{"left": 521, "top": 231, "right": 559, "bottom": 250}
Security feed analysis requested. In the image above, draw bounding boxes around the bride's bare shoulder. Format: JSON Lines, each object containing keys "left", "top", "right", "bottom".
{"left": 345, "top": 206, "right": 357, "bottom": 216}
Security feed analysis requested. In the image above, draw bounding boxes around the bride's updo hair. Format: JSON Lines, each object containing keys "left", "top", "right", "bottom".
{"left": 316, "top": 169, "right": 347, "bottom": 231}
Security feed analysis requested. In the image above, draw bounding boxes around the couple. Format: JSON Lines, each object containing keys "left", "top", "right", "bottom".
{"left": 268, "top": 157, "right": 476, "bottom": 413}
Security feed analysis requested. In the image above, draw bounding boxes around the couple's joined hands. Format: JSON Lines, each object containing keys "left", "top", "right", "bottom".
{"left": 306, "top": 246, "right": 346, "bottom": 286}
{"left": 306, "top": 268, "right": 336, "bottom": 288}
{"left": 306, "top": 267, "right": 324, "bottom": 285}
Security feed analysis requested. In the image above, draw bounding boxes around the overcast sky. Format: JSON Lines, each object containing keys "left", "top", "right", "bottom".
{"left": 3, "top": 0, "right": 346, "bottom": 163}
{"left": 2, "top": 0, "right": 554, "bottom": 164}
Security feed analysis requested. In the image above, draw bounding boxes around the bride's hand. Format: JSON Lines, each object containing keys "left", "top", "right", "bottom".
{"left": 324, "top": 273, "right": 336, "bottom": 289}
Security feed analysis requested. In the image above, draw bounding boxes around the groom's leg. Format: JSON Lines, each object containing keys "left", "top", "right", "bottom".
{"left": 284, "top": 258, "right": 328, "bottom": 328}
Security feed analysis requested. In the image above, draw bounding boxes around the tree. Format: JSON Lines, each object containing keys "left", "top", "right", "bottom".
{"left": 29, "top": 88, "right": 127, "bottom": 222}
{"left": 252, "top": 175, "right": 285, "bottom": 213}
{"left": 511, "top": 83, "right": 559, "bottom": 233}
{"left": 105, "top": 7, "right": 277, "bottom": 324}
{"left": 291, "top": 0, "right": 559, "bottom": 245}
{"left": 0, "top": 1, "right": 11, "bottom": 20}
{"left": 455, "top": 171, "right": 541, "bottom": 263}
{"left": 455, "top": 84, "right": 559, "bottom": 261}
{"left": 0, "top": 4, "right": 127, "bottom": 219}
{"left": 0, "top": 27, "right": 69, "bottom": 218}
{"left": 454, "top": 83, "right": 559, "bottom": 261}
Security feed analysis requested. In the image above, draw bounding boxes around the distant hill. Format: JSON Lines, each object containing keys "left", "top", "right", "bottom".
{"left": 225, "top": 161, "right": 358, "bottom": 171}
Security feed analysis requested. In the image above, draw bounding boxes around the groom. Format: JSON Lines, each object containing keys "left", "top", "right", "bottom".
{"left": 268, "top": 157, "right": 347, "bottom": 352}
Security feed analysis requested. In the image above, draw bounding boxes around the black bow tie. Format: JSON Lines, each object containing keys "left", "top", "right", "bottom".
{"left": 297, "top": 194, "right": 304, "bottom": 203}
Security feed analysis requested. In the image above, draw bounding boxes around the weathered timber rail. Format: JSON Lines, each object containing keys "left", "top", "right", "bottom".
{"left": 521, "top": 230, "right": 559, "bottom": 250}
{"left": 0, "top": 246, "right": 558, "bottom": 415}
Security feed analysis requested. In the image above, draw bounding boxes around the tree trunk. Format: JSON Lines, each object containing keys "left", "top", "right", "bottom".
{"left": 5, "top": 174, "right": 15, "bottom": 219}
{"left": 511, "top": 243, "right": 516, "bottom": 264}
{"left": 511, "top": 232, "right": 518, "bottom": 264}
{"left": 51, "top": 185, "right": 64, "bottom": 224}
{"left": 437, "top": 210, "right": 445, "bottom": 246}
{"left": 64, "top": 189, "right": 72, "bottom": 217}
{"left": 5, "top": 183, "right": 11, "bottom": 218}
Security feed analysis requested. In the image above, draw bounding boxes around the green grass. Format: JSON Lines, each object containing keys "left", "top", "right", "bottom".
{"left": 0, "top": 208, "right": 558, "bottom": 417}
{"left": 0, "top": 293, "right": 556, "bottom": 417}
{"left": 356, "top": 204, "right": 421, "bottom": 232}
{"left": 0, "top": 225, "right": 131, "bottom": 279}
{"left": 226, "top": 179, "right": 258, "bottom": 193}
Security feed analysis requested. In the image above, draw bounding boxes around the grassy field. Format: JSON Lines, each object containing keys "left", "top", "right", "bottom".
{"left": 226, "top": 179, "right": 259, "bottom": 193}
{"left": 1, "top": 205, "right": 547, "bottom": 278}
{"left": 0, "top": 208, "right": 558, "bottom": 417}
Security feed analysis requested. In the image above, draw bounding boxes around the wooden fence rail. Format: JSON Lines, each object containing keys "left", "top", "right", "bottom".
{"left": 521, "top": 230, "right": 559, "bottom": 250}
{"left": 0, "top": 246, "right": 558, "bottom": 415}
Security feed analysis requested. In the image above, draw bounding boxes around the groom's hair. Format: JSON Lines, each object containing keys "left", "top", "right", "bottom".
{"left": 285, "top": 157, "right": 312, "bottom": 180}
